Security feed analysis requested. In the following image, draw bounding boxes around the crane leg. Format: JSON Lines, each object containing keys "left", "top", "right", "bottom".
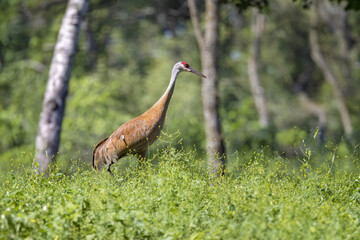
{"left": 106, "top": 163, "right": 114, "bottom": 177}
{"left": 137, "top": 150, "right": 148, "bottom": 168}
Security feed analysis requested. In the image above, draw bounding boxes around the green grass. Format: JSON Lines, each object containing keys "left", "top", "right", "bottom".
{"left": 1, "top": 146, "right": 360, "bottom": 239}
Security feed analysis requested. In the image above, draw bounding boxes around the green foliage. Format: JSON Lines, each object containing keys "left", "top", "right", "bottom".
{"left": 0, "top": 145, "right": 33, "bottom": 179}
{"left": 294, "top": 0, "right": 360, "bottom": 10}
{"left": 1, "top": 1, "right": 359, "bottom": 236}
{"left": 1, "top": 147, "right": 360, "bottom": 239}
{"left": 221, "top": 0, "right": 360, "bottom": 11}
{"left": 276, "top": 126, "right": 307, "bottom": 148}
{"left": 220, "top": 0, "right": 269, "bottom": 11}
{"left": 1, "top": 0, "right": 360, "bottom": 173}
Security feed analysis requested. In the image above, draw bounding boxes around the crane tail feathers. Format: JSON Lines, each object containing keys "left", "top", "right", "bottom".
{"left": 92, "top": 137, "right": 109, "bottom": 170}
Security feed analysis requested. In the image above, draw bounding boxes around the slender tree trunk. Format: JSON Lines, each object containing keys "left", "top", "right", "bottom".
{"left": 188, "top": 0, "right": 225, "bottom": 177}
{"left": 34, "top": 0, "right": 89, "bottom": 174}
{"left": 82, "top": 18, "right": 97, "bottom": 71}
{"left": 309, "top": 7, "right": 353, "bottom": 138}
{"left": 318, "top": 0, "right": 354, "bottom": 94}
{"left": 247, "top": 9, "right": 269, "bottom": 128}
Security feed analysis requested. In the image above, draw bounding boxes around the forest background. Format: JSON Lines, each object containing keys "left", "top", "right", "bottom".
{"left": 0, "top": 0, "right": 359, "bottom": 174}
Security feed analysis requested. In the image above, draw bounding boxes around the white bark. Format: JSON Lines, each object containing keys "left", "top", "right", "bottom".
{"left": 247, "top": 9, "right": 269, "bottom": 128}
{"left": 309, "top": 6, "right": 353, "bottom": 137}
{"left": 188, "top": 0, "right": 226, "bottom": 177}
{"left": 318, "top": 0, "right": 354, "bottom": 94}
{"left": 34, "top": 0, "right": 89, "bottom": 174}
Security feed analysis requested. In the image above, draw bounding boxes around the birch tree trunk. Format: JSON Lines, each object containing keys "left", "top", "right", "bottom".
{"left": 318, "top": 0, "right": 354, "bottom": 94}
{"left": 247, "top": 9, "right": 269, "bottom": 128}
{"left": 34, "top": 0, "right": 89, "bottom": 174}
{"left": 309, "top": 6, "right": 353, "bottom": 138}
{"left": 188, "top": 0, "right": 225, "bottom": 177}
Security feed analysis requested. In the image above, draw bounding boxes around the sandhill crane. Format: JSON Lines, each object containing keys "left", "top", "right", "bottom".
{"left": 92, "top": 61, "right": 206, "bottom": 174}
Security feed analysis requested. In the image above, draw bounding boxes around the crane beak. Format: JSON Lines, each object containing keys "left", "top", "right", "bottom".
{"left": 188, "top": 67, "right": 207, "bottom": 78}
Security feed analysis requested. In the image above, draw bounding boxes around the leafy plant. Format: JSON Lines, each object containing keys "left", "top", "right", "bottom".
{"left": 1, "top": 147, "right": 360, "bottom": 239}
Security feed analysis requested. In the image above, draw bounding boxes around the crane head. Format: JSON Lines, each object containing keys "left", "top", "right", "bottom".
{"left": 179, "top": 61, "right": 206, "bottom": 78}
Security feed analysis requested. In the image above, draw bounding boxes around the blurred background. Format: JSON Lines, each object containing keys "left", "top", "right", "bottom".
{"left": 0, "top": 0, "right": 359, "bottom": 173}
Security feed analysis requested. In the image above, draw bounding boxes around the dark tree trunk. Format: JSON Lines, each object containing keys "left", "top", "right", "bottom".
{"left": 298, "top": 93, "right": 327, "bottom": 144}
{"left": 294, "top": 64, "right": 327, "bottom": 145}
{"left": 188, "top": 0, "right": 225, "bottom": 177}
{"left": 82, "top": 18, "right": 97, "bottom": 71}
{"left": 34, "top": 0, "right": 89, "bottom": 175}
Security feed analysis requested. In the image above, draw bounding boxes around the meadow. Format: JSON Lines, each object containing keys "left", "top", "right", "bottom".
{"left": 1, "top": 1, "right": 360, "bottom": 239}
{"left": 1, "top": 145, "right": 360, "bottom": 240}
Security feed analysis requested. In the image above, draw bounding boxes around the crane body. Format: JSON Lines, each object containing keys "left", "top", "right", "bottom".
{"left": 92, "top": 61, "right": 205, "bottom": 174}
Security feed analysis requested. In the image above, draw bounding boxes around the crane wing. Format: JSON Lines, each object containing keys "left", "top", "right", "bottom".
{"left": 92, "top": 137, "right": 108, "bottom": 170}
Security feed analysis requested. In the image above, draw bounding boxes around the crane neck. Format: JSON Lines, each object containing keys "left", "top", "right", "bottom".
{"left": 160, "top": 67, "right": 179, "bottom": 102}
{"left": 151, "top": 67, "right": 180, "bottom": 114}
{"left": 166, "top": 67, "right": 180, "bottom": 95}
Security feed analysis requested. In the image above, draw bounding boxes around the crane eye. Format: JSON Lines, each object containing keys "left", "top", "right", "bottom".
{"left": 181, "top": 61, "right": 190, "bottom": 68}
